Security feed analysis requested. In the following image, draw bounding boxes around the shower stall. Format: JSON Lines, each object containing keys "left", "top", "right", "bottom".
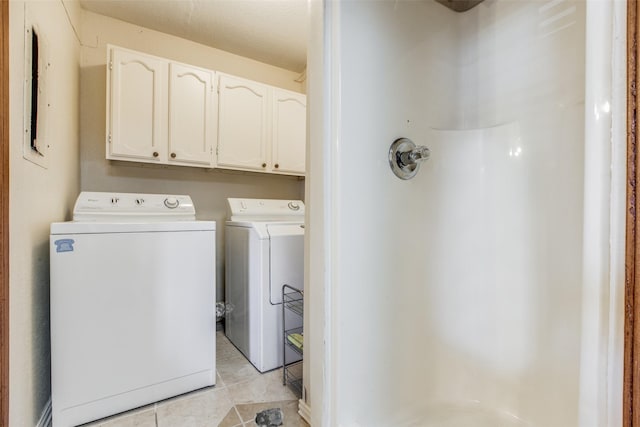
{"left": 305, "top": 0, "right": 627, "bottom": 426}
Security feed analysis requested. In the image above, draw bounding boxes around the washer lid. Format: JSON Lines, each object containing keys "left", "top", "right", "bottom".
{"left": 73, "top": 192, "right": 196, "bottom": 222}
{"left": 227, "top": 198, "right": 304, "bottom": 222}
{"left": 51, "top": 220, "right": 216, "bottom": 235}
{"left": 267, "top": 223, "right": 304, "bottom": 237}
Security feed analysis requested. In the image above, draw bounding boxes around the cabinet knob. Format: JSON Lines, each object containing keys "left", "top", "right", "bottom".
{"left": 171, "top": 153, "right": 177, "bottom": 159}
{"left": 275, "top": 164, "right": 279, "bottom": 169}
{"left": 262, "top": 163, "right": 267, "bottom": 168}
{"left": 153, "top": 152, "right": 159, "bottom": 158}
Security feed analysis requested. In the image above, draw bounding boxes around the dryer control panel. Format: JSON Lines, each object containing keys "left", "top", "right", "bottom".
{"left": 73, "top": 192, "right": 196, "bottom": 222}
{"left": 227, "top": 198, "right": 305, "bottom": 222}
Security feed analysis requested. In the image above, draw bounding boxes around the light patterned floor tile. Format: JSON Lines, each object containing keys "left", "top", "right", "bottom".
{"left": 218, "top": 407, "right": 243, "bottom": 427}
{"left": 216, "top": 334, "right": 262, "bottom": 386}
{"left": 216, "top": 371, "right": 226, "bottom": 388}
{"left": 96, "top": 406, "right": 156, "bottom": 427}
{"left": 156, "top": 387, "right": 234, "bottom": 427}
{"left": 227, "top": 369, "right": 298, "bottom": 405}
{"left": 235, "top": 400, "right": 308, "bottom": 426}
{"left": 216, "top": 332, "right": 240, "bottom": 360}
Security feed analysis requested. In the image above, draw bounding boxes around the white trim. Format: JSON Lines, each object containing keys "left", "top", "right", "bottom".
{"left": 606, "top": 2, "right": 627, "bottom": 426}
{"left": 298, "top": 399, "right": 311, "bottom": 425}
{"left": 306, "top": 0, "right": 340, "bottom": 425}
{"left": 35, "top": 397, "right": 52, "bottom": 427}
{"left": 324, "top": 0, "right": 341, "bottom": 425}
{"left": 305, "top": 1, "right": 324, "bottom": 425}
{"left": 577, "top": 0, "right": 625, "bottom": 426}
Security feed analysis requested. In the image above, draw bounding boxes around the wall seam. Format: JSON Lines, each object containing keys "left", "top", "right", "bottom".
{"left": 59, "top": 0, "right": 80, "bottom": 45}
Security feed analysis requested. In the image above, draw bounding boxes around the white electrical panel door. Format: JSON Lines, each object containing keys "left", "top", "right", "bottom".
{"left": 272, "top": 89, "right": 306, "bottom": 175}
{"left": 169, "top": 63, "right": 216, "bottom": 167}
{"left": 217, "top": 74, "right": 269, "bottom": 172}
{"left": 50, "top": 229, "right": 216, "bottom": 427}
{"left": 108, "top": 48, "right": 168, "bottom": 163}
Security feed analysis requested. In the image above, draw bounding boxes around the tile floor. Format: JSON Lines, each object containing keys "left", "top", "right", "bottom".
{"left": 82, "top": 331, "right": 309, "bottom": 427}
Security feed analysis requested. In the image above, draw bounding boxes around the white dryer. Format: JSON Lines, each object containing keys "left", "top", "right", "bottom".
{"left": 225, "top": 198, "right": 304, "bottom": 372}
{"left": 50, "top": 192, "right": 216, "bottom": 427}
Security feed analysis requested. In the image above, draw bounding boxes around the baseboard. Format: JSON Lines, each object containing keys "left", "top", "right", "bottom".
{"left": 36, "top": 397, "right": 52, "bottom": 427}
{"left": 298, "top": 399, "right": 311, "bottom": 425}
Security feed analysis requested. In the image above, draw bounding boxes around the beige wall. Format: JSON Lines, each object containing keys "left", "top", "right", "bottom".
{"left": 9, "top": 0, "right": 81, "bottom": 424}
{"left": 79, "top": 11, "right": 305, "bottom": 304}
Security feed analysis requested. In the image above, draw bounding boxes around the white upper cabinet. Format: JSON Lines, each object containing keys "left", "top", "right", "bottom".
{"left": 168, "top": 63, "right": 216, "bottom": 167}
{"left": 217, "top": 75, "right": 307, "bottom": 176}
{"left": 272, "top": 89, "right": 306, "bottom": 175}
{"left": 106, "top": 45, "right": 216, "bottom": 168}
{"left": 217, "top": 74, "right": 270, "bottom": 172}
{"left": 106, "top": 45, "right": 305, "bottom": 174}
{"left": 107, "top": 47, "right": 168, "bottom": 163}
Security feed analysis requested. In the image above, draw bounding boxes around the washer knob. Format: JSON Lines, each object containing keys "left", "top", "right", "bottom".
{"left": 288, "top": 201, "right": 300, "bottom": 211}
{"left": 164, "top": 197, "right": 179, "bottom": 209}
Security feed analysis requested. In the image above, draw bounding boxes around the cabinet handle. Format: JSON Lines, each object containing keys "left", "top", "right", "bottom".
{"left": 153, "top": 152, "right": 159, "bottom": 158}
{"left": 262, "top": 163, "right": 267, "bottom": 168}
{"left": 171, "top": 153, "right": 177, "bottom": 159}
{"left": 275, "top": 164, "right": 279, "bottom": 169}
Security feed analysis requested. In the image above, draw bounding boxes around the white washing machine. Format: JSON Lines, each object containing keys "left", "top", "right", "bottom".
{"left": 50, "top": 192, "right": 216, "bottom": 427}
{"left": 225, "top": 198, "right": 304, "bottom": 372}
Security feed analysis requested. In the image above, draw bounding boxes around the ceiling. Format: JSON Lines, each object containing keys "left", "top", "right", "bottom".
{"left": 79, "top": 0, "right": 309, "bottom": 73}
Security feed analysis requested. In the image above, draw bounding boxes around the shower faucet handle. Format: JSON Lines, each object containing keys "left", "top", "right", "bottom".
{"left": 389, "top": 138, "right": 431, "bottom": 180}
{"left": 399, "top": 145, "right": 431, "bottom": 167}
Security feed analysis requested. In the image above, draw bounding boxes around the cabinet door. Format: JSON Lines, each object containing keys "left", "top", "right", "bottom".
{"left": 217, "top": 74, "right": 269, "bottom": 171}
{"left": 168, "top": 63, "right": 215, "bottom": 167}
{"left": 107, "top": 48, "right": 168, "bottom": 162}
{"left": 272, "top": 89, "right": 306, "bottom": 175}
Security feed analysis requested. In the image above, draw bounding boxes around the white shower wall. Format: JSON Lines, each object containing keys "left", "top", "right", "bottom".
{"left": 327, "top": 0, "right": 588, "bottom": 425}
{"left": 333, "top": 1, "right": 458, "bottom": 423}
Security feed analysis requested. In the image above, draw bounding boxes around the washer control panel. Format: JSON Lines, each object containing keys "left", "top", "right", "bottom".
{"left": 287, "top": 201, "right": 301, "bottom": 211}
{"left": 73, "top": 192, "right": 195, "bottom": 221}
{"left": 164, "top": 197, "right": 180, "bottom": 209}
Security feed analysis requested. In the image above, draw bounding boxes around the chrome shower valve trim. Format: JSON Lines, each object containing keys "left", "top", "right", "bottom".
{"left": 389, "top": 137, "right": 431, "bottom": 180}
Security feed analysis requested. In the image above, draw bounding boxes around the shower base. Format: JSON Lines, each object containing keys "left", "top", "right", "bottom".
{"left": 407, "top": 402, "right": 530, "bottom": 427}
